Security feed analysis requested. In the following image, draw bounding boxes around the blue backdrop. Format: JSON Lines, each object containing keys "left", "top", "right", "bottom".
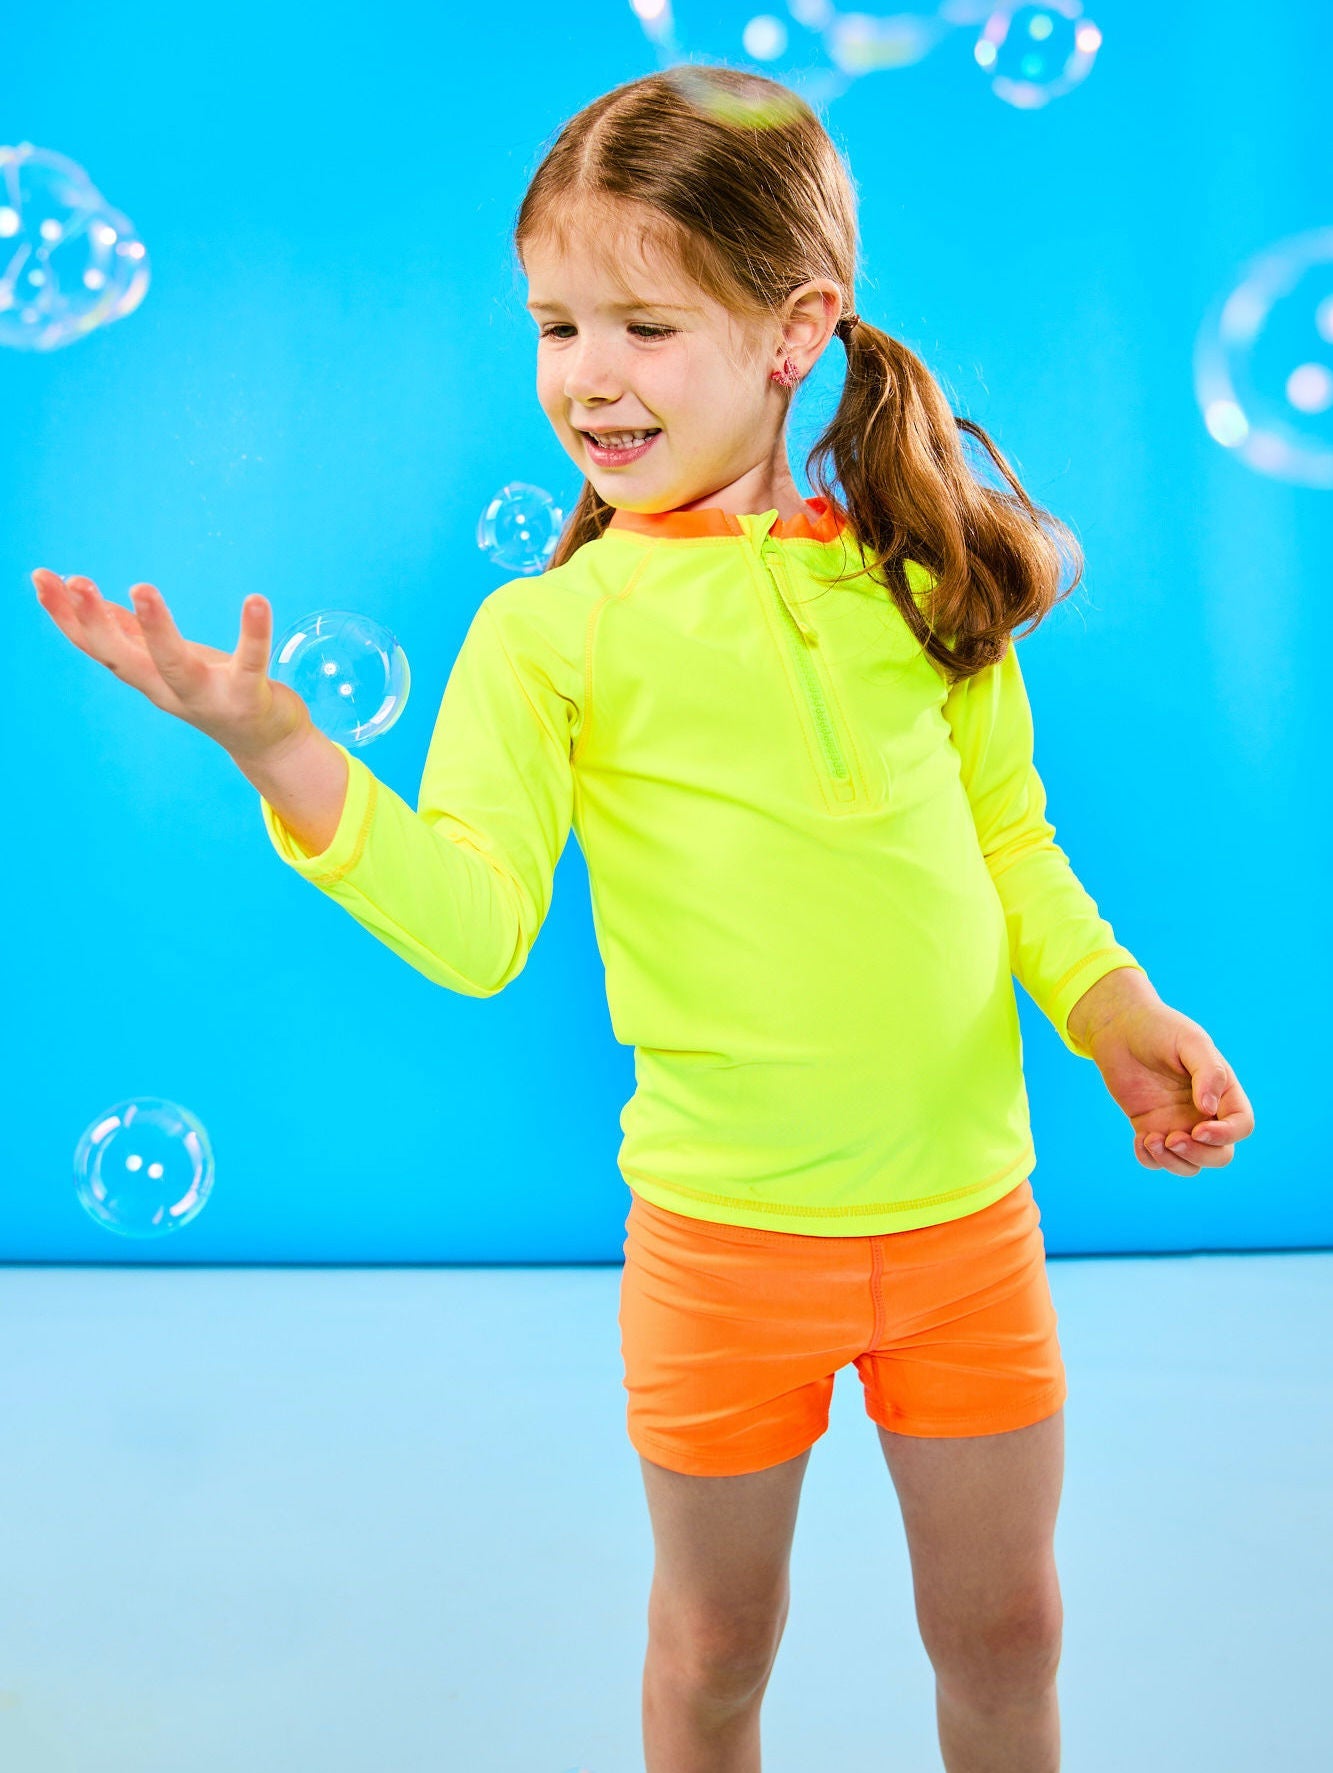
{"left": 3, "top": 0, "right": 1324, "bottom": 1263}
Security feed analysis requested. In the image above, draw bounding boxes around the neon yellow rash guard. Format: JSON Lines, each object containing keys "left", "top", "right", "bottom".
{"left": 259, "top": 497, "right": 1144, "bottom": 1236}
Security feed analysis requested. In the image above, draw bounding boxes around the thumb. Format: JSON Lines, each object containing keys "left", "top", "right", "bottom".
{"left": 233, "top": 594, "right": 272, "bottom": 675}
{"left": 1176, "top": 1021, "right": 1227, "bottom": 1116}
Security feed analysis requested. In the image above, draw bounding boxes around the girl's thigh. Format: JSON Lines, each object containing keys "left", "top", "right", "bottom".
{"left": 637, "top": 1444, "right": 812, "bottom": 1653}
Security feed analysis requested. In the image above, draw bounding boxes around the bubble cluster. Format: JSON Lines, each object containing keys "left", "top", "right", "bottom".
{"left": 628, "top": 1, "right": 1105, "bottom": 113}
{"left": 0, "top": 142, "right": 149, "bottom": 352}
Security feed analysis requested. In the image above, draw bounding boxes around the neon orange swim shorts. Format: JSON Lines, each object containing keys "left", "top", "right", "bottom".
{"left": 618, "top": 1177, "right": 1067, "bottom": 1476}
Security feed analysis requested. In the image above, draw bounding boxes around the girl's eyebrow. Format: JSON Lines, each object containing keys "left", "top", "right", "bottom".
{"left": 525, "top": 298, "right": 698, "bottom": 315}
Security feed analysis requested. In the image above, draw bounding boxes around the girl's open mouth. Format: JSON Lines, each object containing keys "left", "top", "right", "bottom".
{"left": 583, "top": 429, "right": 661, "bottom": 466}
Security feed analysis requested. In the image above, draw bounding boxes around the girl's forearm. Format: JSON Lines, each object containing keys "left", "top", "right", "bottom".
{"left": 230, "top": 723, "right": 350, "bottom": 857}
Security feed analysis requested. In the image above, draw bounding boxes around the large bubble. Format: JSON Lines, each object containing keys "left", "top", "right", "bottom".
{"left": 477, "top": 483, "right": 565, "bottom": 575}
{"left": 73, "top": 1097, "right": 214, "bottom": 1240}
{"left": 972, "top": 1, "right": 1103, "bottom": 109}
{"left": 0, "top": 142, "right": 149, "bottom": 352}
{"left": 1194, "top": 227, "right": 1333, "bottom": 489}
{"left": 269, "top": 609, "right": 412, "bottom": 747}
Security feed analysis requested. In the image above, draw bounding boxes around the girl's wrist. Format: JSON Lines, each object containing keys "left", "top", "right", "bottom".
{"left": 1068, "top": 966, "right": 1159, "bottom": 1050}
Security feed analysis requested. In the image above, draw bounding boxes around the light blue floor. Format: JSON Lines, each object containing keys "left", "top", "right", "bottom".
{"left": 1, "top": 1247, "right": 1328, "bottom": 1772}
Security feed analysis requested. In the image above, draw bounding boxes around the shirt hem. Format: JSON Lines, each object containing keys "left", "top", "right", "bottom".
{"left": 621, "top": 1146, "right": 1037, "bottom": 1238}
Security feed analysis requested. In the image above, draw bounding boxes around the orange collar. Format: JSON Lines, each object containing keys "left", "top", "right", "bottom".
{"left": 607, "top": 496, "right": 847, "bottom": 543}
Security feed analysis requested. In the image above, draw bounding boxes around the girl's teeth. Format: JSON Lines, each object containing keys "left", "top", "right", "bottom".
{"left": 592, "top": 430, "right": 656, "bottom": 446}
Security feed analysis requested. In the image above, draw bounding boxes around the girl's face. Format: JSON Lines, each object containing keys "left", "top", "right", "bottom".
{"left": 524, "top": 215, "right": 836, "bottom": 517}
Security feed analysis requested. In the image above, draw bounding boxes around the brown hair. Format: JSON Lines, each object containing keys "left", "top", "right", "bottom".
{"left": 512, "top": 64, "right": 1081, "bottom": 685}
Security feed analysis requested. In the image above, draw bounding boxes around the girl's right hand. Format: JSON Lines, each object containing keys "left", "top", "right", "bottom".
{"left": 31, "top": 569, "right": 312, "bottom": 764}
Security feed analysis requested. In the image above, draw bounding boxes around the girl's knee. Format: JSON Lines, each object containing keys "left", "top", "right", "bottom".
{"left": 646, "top": 1588, "right": 788, "bottom": 1701}
{"left": 925, "top": 1588, "right": 1064, "bottom": 1702}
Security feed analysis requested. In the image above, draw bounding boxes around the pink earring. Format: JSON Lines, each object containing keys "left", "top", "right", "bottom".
{"left": 770, "top": 355, "right": 801, "bottom": 389}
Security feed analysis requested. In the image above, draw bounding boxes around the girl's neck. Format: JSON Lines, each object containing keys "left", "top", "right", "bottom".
{"left": 669, "top": 460, "right": 811, "bottom": 523}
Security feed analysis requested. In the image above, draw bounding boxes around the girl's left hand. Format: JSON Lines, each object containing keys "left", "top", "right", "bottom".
{"left": 1086, "top": 1001, "right": 1255, "bottom": 1175}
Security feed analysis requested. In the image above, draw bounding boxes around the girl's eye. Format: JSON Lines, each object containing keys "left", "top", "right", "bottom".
{"left": 540, "top": 323, "right": 675, "bottom": 340}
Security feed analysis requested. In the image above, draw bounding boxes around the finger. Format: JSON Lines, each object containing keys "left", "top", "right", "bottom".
{"left": 1187, "top": 1114, "right": 1246, "bottom": 1149}
{"left": 39, "top": 572, "right": 141, "bottom": 674}
{"left": 1202, "top": 1063, "right": 1253, "bottom": 1129}
{"left": 1191, "top": 1049, "right": 1232, "bottom": 1117}
{"left": 1163, "top": 1129, "right": 1231, "bottom": 1169}
{"left": 127, "top": 582, "right": 205, "bottom": 696}
{"left": 102, "top": 598, "right": 153, "bottom": 646}
{"left": 1217, "top": 1076, "right": 1255, "bottom": 1140}
{"left": 33, "top": 569, "right": 93, "bottom": 643}
{"left": 1139, "top": 1133, "right": 1201, "bottom": 1176}
{"left": 99, "top": 585, "right": 231, "bottom": 675}
{"left": 230, "top": 593, "right": 271, "bottom": 675}
{"left": 1190, "top": 1070, "right": 1254, "bottom": 1146}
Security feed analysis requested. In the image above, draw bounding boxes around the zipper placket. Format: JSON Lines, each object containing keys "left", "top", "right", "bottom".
{"left": 761, "top": 539, "right": 856, "bottom": 802}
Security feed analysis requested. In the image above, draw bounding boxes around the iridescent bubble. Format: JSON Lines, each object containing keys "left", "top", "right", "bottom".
{"left": 73, "top": 1098, "right": 214, "bottom": 1241}
{"left": 973, "top": 1, "right": 1102, "bottom": 109}
{"left": 630, "top": 3, "right": 950, "bottom": 110}
{"left": 664, "top": 62, "right": 814, "bottom": 125}
{"left": 1194, "top": 226, "right": 1333, "bottom": 489}
{"left": 0, "top": 142, "right": 150, "bottom": 352}
{"left": 269, "top": 609, "right": 411, "bottom": 747}
{"left": 826, "top": 10, "right": 947, "bottom": 75}
{"left": 477, "top": 482, "right": 564, "bottom": 574}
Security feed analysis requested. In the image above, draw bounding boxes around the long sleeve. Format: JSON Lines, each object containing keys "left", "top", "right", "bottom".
{"left": 258, "top": 595, "right": 579, "bottom": 996}
{"left": 942, "top": 636, "right": 1145, "bottom": 1059}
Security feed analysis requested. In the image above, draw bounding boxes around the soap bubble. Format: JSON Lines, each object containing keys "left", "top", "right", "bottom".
{"left": 73, "top": 1097, "right": 214, "bottom": 1240}
{"left": 0, "top": 142, "right": 150, "bottom": 352}
{"left": 477, "top": 482, "right": 565, "bottom": 574}
{"left": 662, "top": 61, "right": 814, "bottom": 125}
{"left": 269, "top": 609, "right": 411, "bottom": 748}
{"left": 630, "top": 2, "right": 948, "bottom": 110}
{"left": 972, "top": 1, "right": 1102, "bottom": 109}
{"left": 1194, "top": 226, "right": 1333, "bottom": 489}
{"left": 825, "top": 10, "right": 947, "bottom": 76}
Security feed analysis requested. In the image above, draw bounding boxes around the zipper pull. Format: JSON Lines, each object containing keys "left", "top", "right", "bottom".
{"left": 766, "top": 548, "right": 817, "bottom": 641}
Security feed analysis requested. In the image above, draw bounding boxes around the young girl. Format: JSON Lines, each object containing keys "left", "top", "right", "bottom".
{"left": 33, "top": 61, "right": 1252, "bottom": 1773}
